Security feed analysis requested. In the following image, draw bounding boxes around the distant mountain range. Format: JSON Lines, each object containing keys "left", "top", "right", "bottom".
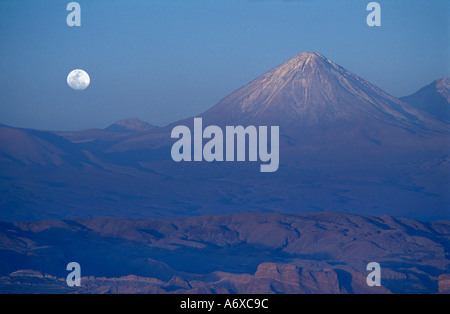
{"left": 0, "top": 212, "right": 449, "bottom": 293}
{"left": 1, "top": 52, "right": 449, "bottom": 294}
{"left": 0, "top": 52, "right": 449, "bottom": 221}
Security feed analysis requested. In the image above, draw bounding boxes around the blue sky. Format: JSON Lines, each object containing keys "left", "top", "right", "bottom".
{"left": 0, "top": 0, "right": 448, "bottom": 131}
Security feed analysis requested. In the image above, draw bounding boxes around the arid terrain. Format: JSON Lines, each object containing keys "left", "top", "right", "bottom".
{"left": 1, "top": 212, "right": 449, "bottom": 293}
{"left": 1, "top": 53, "right": 449, "bottom": 294}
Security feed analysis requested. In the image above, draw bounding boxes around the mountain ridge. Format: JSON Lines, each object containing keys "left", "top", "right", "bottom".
{"left": 105, "top": 117, "right": 157, "bottom": 132}
{"left": 0, "top": 211, "right": 449, "bottom": 293}
{"left": 400, "top": 77, "right": 450, "bottom": 122}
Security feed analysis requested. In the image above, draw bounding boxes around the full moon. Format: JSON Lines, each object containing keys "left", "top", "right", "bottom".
{"left": 67, "top": 69, "right": 90, "bottom": 90}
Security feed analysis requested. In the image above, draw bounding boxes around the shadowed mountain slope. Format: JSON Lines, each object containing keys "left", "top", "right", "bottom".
{"left": 400, "top": 78, "right": 450, "bottom": 122}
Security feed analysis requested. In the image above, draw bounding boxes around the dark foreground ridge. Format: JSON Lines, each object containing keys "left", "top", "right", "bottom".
{"left": 0, "top": 212, "right": 449, "bottom": 294}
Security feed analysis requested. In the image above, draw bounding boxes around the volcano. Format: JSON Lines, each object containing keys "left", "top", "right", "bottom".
{"left": 201, "top": 52, "right": 444, "bottom": 136}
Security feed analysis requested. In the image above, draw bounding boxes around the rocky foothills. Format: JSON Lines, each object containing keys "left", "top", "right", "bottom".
{"left": 0, "top": 212, "right": 449, "bottom": 293}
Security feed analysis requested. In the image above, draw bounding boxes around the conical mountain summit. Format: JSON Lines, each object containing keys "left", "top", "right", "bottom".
{"left": 201, "top": 52, "right": 437, "bottom": 133}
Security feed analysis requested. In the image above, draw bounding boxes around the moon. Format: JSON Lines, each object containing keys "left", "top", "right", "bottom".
{"left": 67, "top": 69, "right": 90, "bottom": 90}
